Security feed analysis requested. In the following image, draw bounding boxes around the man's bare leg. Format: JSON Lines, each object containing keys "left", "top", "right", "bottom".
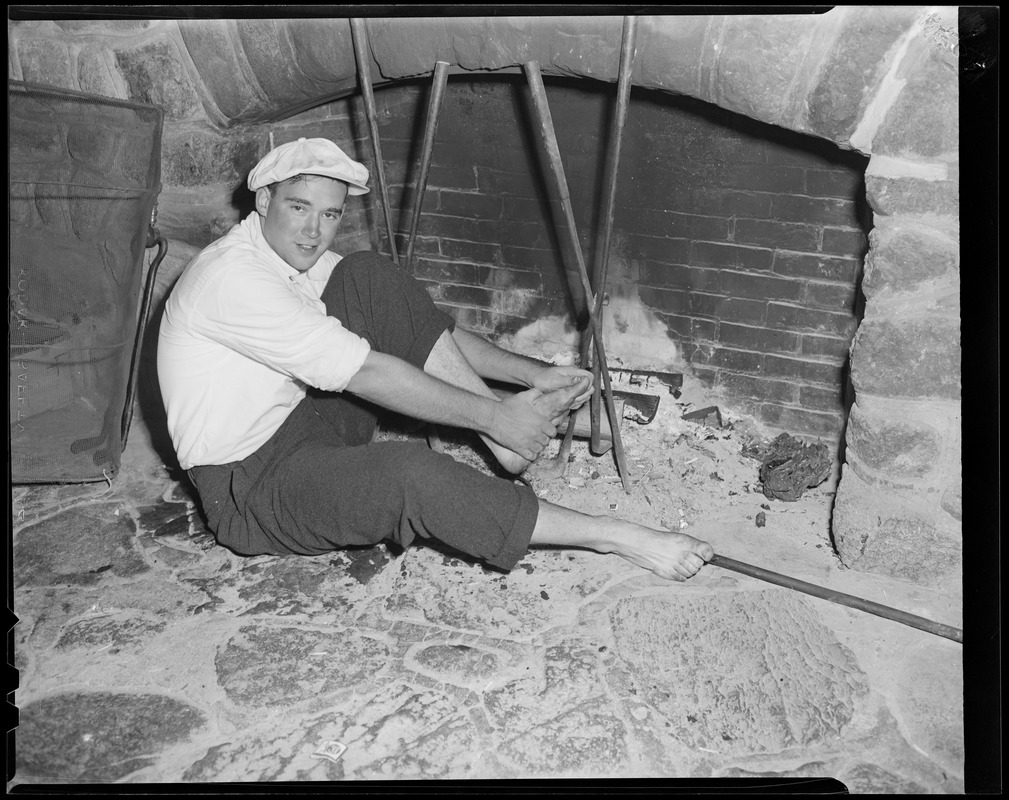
{"left": 423, "top": 330, "right": 583, "bottom": 473}
{"left": 530, "top": 500, "right": 715, "bottom": 581}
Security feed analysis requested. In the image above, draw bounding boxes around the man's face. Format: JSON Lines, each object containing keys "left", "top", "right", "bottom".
{"left": 255, "top": 175, "right": 348, "bottom": 272}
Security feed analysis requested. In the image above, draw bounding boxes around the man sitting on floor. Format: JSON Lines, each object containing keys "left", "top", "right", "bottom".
{"left": 158, "top": 137, "right": 713, "bottom": 581}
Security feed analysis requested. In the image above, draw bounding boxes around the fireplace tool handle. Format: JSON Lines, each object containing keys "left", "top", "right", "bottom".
{"left": 351, "top": 18, "right": 399, "bottom": 264}
{"left": 523, "top": 60, "right": 632, "bottom": 492}
{"left": 406, "top": 61, "right": 450, "bottom": 273}
{"left": 589, "top": 15, "right": 637, "bottom": 455}
{"left": 121, "top": 223, "right": 168, "bottom": 448}
{"left": 708, "top": 553, "right": 963, "bottom": 643}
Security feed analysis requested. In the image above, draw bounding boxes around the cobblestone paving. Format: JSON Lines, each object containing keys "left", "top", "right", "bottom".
{"left": 9, "top": 416, "right": 963, "bottom": 790}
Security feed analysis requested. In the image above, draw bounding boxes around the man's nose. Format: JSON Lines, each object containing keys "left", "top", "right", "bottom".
{"left": 302, "top": 216, "right": 320, "bottom": 237}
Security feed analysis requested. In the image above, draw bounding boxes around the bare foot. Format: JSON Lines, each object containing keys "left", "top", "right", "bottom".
{"left": 603, "top": 524, "right": 714, "bottom": 581}
{"left": 484, "top": 379, "right": 591, "bottom": 474}
{"left": 485, "top": 440, "right": 533, "bottom": 475}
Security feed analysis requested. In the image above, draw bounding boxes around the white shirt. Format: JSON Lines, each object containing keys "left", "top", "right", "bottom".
{"left": 158, "top": 213, "right": 371, "bottom": 469}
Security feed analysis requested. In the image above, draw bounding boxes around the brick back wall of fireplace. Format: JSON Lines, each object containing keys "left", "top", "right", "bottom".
{"left": 333, "top": 79, "right": 870, "bottom": 441}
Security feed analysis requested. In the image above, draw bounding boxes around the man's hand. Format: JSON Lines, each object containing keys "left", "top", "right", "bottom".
{"left": 529, "top": 366, "right": 594, "bottom": 410}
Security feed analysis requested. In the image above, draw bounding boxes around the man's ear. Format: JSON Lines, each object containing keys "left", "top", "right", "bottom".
{"left": 254, "top": 187, "right": 271, "bottom": 217}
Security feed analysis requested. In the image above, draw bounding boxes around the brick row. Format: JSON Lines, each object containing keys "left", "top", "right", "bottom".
{"left": 772, "top": 251, "right": 859, "bottom": 283}
{"left": 766, "top": 302, "right": 857, "bottom": 338}
{"left": 437, "top": 190, "right": 503, "bottom": 220}
{"left": 686, "top": 293, "right": 767, "bottom": 325}
{"left": 733, "top": 218, "right": 820, "bottom": 251}
{"left": 758, "top": 403, "right": 846, "bottom": 440}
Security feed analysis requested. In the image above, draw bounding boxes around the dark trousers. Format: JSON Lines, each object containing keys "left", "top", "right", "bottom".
{"left": 188, "top": 252, "right": 539, "bottom": 571}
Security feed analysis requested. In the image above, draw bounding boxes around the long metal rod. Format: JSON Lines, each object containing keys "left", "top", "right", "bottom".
{"left": 523, "top": 60, "right": 631, "bottom": 491}
{"left": 406, "top": 61, "right": 450, "bottom": 273}
{"left": 709, "top": 554, "right": 963, "bottom": 643}
{"left": 350, "top": 18, "right": 399, "bottom": 264}
{"left": 590, "top": 16, "right": 637, "bottom": 453}
{"left": 121, "top": 228, "right": 167, "bottom": 448}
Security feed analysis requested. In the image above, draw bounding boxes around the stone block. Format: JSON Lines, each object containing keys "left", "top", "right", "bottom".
{"left": 216, "top": 624, "right": 391, "bottom": 708}
{"left": 636, "top": 16, "right": 709, "bottom": 95}
{"left": 940, "top": 480, "right": 962, "bottom": 522}
{"left": 497, "top": 699, "right": 629, "bottom": 777}
{"left": 156, "top": 187, "right": 246, "bottom": 248}
{"left": 16, "top": 37, "right": 74, "bottom": 89}
{"left": 121, "top": 125, "right": 164, "bottom": 188}
{"left": 160, "top": 129, "right": 267, "bottom": 189}
{"left": 832, "top": 472, "right": 961, "bottom": 583}
{"left": 850, "top": 316, "right": 961, "bottom": 399}
{"left": 806, "top": 8, "right": 920, "bottom": 143}
{"left": 233, "top": 19, "right": 316, "bottom": 108}
{"left": 609, "top": 591, "right": 867, "bottom": 754}
{"left": 369, "top": 17, "right": 545, "bottom": 77}
{"left": 864, "top": 171, "right": 959, "bottom": 217}
{"left": 277, "top": 18, "right": 356, "bottom": 86}
{"left": 861, "top": 223, "right": 958, "bottom": 299}
{"left": 14, "top": 504, "right": 149, "bottom": 588}
{"left": 841, "top": 764, "right": 929, "bottom": 795}
{"left": 114, "top": 39, "right": 204, "bottom": 122}
{"left": 874, "top": 37, "right": 958, "bottom": 159}
{"left": 713, "top": 15, "right": 826, "bottom": 127}
{"left": 175, "top": 21, "right": 264, "bottom": 124}
{"left": 77, "top": 45, "right": 124, "bottom": 99}
{"left": 54, "top": 20, "right": 154, "bottom": 34}
{"left": 56, "top": 612, "right": 166, "bottom": 651}
{"left": 8, "top": 118, "right": 63, "bottom": 165}
{"left": 845, "top": 401, "right": 941, "bottom": 480}
{"left": 17, "top": 692, "right": 205, "bottom": 782}
{"left": 66, "top": 123, "right": 119, "bottom": 171}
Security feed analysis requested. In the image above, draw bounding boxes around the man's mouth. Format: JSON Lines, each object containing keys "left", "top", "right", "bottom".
{"left": 296, "top": 244, "right": 318, "bottom": 253}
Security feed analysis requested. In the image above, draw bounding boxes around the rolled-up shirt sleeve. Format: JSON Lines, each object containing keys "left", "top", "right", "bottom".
{"left": 194, "top": 264, "right": 371, "bottom": 393}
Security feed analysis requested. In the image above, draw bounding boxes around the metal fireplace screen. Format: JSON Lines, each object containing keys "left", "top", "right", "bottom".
{"left": 9, "top": 80, "right": 163, "bottom": 483}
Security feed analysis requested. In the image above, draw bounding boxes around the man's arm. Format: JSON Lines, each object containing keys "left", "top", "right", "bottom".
{"left": 345, "top": 350, "right": 557, "bottom": 461}
{"left": 451, "top": 328, "right": 593, "bottom": 402}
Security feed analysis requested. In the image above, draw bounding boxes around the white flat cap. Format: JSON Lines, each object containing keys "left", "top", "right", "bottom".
{"left": 248, "top": 137, "right": 370, "bottom": 194}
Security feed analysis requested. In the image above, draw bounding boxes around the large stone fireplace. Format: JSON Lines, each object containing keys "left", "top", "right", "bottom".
{"left": 8, "top": 9, "right": 962, "bottom": 589}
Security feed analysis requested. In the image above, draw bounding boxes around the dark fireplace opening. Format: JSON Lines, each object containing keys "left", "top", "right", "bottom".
{"left": 339, "top": 74, "right": 872, "bottom": 447}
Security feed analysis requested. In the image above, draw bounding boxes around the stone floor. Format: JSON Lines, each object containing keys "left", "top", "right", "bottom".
{"left": 8, "top": 385, "right": 965, "bottom": 791}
